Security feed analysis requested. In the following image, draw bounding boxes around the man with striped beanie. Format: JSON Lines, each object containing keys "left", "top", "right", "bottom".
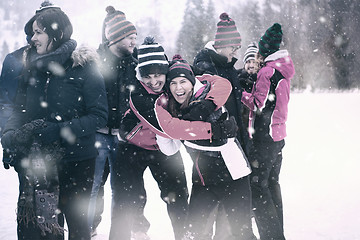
{"left": 137, "top": 36, "right": 169, "bottom": 81}
{"left": 193, "top": 12, "right": 254, "bottom": 239}
{"left": 103, "top": 6, "right": 136, "bottom": 47}
{"left": 214, "top": 12, "right": 242, "bottom": 49}
{"left": 116, "top": 36, "right": 189, "bottom": 240}
{"left": 90, "top": 5, "right": 144, "bottom": 239}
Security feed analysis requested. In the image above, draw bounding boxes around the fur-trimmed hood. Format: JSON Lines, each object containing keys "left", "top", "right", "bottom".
{"left": 71, "top": 45, "right": 99, "bottom": 68}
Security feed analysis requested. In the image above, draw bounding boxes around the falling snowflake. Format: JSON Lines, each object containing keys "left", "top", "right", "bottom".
{"left": 95, "top": 141, "right": 102, "bottom": 148}
{"left": 268, "top": 94, "right": 275, "bottom": 101}
{"left": 40, "top": 101, "right": 48, "bottom": 108}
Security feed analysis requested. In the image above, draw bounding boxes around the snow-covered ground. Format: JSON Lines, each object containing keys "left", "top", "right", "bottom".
{"left": 1, "top": 92, "right": 360, "bottom": 240}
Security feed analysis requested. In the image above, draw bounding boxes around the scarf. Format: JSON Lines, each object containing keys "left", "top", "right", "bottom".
{"left": 14, "top": 119, "right": 65, "bottom": 236}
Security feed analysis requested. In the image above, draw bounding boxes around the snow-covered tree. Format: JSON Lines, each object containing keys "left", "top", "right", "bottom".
{"left": 176, "top": 0, "right": 216, "bottom": 63}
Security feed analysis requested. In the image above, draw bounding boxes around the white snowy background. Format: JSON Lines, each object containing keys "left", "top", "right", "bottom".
{"left": 1, "top": 1, "right": 360, "bottom": 239}
{"left": 1, "top": 91, "right": 360, "bottom": 240}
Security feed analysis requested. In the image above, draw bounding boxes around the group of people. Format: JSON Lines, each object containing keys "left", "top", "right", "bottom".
{"left": 0, "top": 1, "right": 295, "bottom": 240}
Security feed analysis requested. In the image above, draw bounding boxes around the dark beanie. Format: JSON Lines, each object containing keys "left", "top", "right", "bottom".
{"left": 138, "top": 36, "right": 168, "bottom": 77}
{"left": 103, "top": 6, "right": 136, "bottom": 46}
{"left": 35, "top": 1, "right": 60, "bottom": 13}
{"left": 167, "top": 55, "right": 196, "bottom": 86}
{"left": 24, "top": 1, "right": 61, "bottom": 43}
{"left": 243, "top": 42, "right": 258, "bottom": 64}
{"left": 214, "top": 13, "right": 241, "bottom": 48}
{"left": 258, "top": 23, "right": 283, "bottom": 58}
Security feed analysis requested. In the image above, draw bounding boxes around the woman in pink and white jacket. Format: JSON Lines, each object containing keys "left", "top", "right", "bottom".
{"left": 241, "top": 23, "right": 295, "bottom": 240}
{"left": 157, "top": 55, "right": 256, "bottom": 240}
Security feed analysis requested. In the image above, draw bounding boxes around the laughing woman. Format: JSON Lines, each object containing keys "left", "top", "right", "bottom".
{"left": 156, "top": 55, "right": 257, "bottom": 240}
{"left": 1, "top": 6, "right": 108, "bottom": 240}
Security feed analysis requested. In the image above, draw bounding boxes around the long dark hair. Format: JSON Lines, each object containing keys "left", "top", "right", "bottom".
{"left": 34, "top": 9, "right": 73, "bottom": 50}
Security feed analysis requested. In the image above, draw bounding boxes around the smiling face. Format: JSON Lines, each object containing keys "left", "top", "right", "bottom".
{"left": 216, "top": 45, "right": 240, "bottom": 62}
{"left": 141, "top": 73, "right": 166, "bottom": 93}
{"left": 31, "top": 20, "right": 53, "bottom": 55}
{"left": 169, "top": 77, "right": 193, "bottom": 104}
{"left": 245, "top": 59, "right": 259, "bottom": 74}
{"left": 109, "top": 33, "right": 137, "bottom": 58}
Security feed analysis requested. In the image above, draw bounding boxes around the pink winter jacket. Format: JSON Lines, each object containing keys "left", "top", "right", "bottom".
{"left": 241, "top": 50, "right": 295, "bottom": 142}
{"left": 123, "top": 74, "right": 232, "bottom": 150}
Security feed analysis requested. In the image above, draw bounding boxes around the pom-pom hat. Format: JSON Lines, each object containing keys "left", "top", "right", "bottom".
{"left": 243, "top": 42, "right": 258, "bottom": 64}
{"left": 214, "top": 13, "right": 241, "bottom": 48}
{"left": 137, "top": 36, "right": 168, "bottom": 77}
{"left": 24, "top": 1, "right": 61, "bottom": 43}
{"left": 258, "top": 23, "right": 283, "bottom": 57}
{"left": 103, "top": 6, "right": 136, "bottom": 46}
{"left": 167, "top": 55, "right": 196, "bottom": 86}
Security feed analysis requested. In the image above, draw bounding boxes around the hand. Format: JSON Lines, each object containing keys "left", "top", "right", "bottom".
{"left": 1, "top": 130, "right": 15, "bottom": 151}
{"left": 211, "top": 116, "right": 238, "bottom": 140}
{"left": 2, "top": 148, "right": 17, "bottom": 169}
{"left": 182, "top": 100, "right": 216, "bottom": 121}
{"left": 34, "top": 121, "right": 61, "bottom": 144}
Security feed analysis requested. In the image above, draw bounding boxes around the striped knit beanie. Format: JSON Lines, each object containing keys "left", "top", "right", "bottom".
{"left": 167, "top": 55, "right": 196, "bottom": 85}
{"left": 214, "top": 13, "right": 241, "bottom": 48}
{"left": 258, "top": 23, "right": 283, "bottom": 58}
{"left": 138, "top": 36, "right": 169, "bottom": 77}
{"left": 243, "top": 42, "right": 258, "bottom": 64}
{"left": 103, "top": 6, "right": 136, "bottom": 46}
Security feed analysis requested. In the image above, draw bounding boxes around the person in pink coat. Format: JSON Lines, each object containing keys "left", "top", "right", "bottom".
{"left": 241, "top": 23, "right": 295, "bottom": 240}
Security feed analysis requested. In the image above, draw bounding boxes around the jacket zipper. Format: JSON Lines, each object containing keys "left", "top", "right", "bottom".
{"left": 126, "top": 124, "right": 143, "bottom": 140}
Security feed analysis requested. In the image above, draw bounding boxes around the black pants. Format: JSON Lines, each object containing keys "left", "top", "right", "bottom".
{"left": 187, "top": 177, "right": 256, "bottom": 240}
{"left": 17, "top": 158, "right": 95, "bottom": 240}
{"left": 110, "top": 143, "right": 189, "bottom": 240}
{"left": 249, "top": 139, "right": 286, "bottom": 240}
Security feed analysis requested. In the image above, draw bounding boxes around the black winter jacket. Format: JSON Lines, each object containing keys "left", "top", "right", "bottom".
{"left": 3, "top": 40, "right": 108, "bottom": 162}
{"left": 193, "top": 42, "right": 248, "bottom": 152}
{"left": 97, "top": 44, "right": 139, "bottom": 130}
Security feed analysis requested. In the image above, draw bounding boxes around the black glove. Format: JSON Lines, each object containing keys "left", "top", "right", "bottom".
{"left": 1, "top": 130, "right": 15, "bottom": 151}
{"left": 34, "top": 121, "right": 61, "bottom": 145}
{"left": 0, "top": 126, "right": 33, "bottom": 151}
{"left": 2, "top": 148, "right": 17, "bottom": 169}
{"left": 211, "top": 115, "right": 238, "bottom": 140}
{"left": 182, "top": 100, "right": 216, "bottom": 121}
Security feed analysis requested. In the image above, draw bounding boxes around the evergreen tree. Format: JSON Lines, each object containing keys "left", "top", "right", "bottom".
{"left": 0, "top": 41, "right": 10, "bottom": 68}
{"left": 246, "top": 1, "right": 262, "bottom": 43}
{"left": 176, "top": 0, "right": 216, "bottom": 63}
{"left": 325, "top": 0, "right": 355, "bottom": 89}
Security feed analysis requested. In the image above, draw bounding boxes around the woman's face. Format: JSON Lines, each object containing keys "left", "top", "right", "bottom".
{"left": 169, "top": 77, "right": 193, "bottom": 104}
{"left": 31, "top": 20, "right": 53, "bottom": 55}
{"left": 141, "top": 73, "right": 166, "bottom": 93}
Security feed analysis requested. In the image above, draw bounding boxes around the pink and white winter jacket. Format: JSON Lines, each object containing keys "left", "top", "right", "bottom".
{"left": 121, "top": 74, "right": 231, "bottom": 150}
{"left": 241, "top": 50, "right": 295, "bottom": 142}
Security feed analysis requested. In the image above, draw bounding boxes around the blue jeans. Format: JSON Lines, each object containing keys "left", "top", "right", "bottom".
{"left": 88, "top": 132, "right": 118, "bottom": 230}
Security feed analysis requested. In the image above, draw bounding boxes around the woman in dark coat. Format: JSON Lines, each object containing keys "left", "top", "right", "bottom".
{"left": 1, "top": 6, "right": 108, "bottom": 240}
